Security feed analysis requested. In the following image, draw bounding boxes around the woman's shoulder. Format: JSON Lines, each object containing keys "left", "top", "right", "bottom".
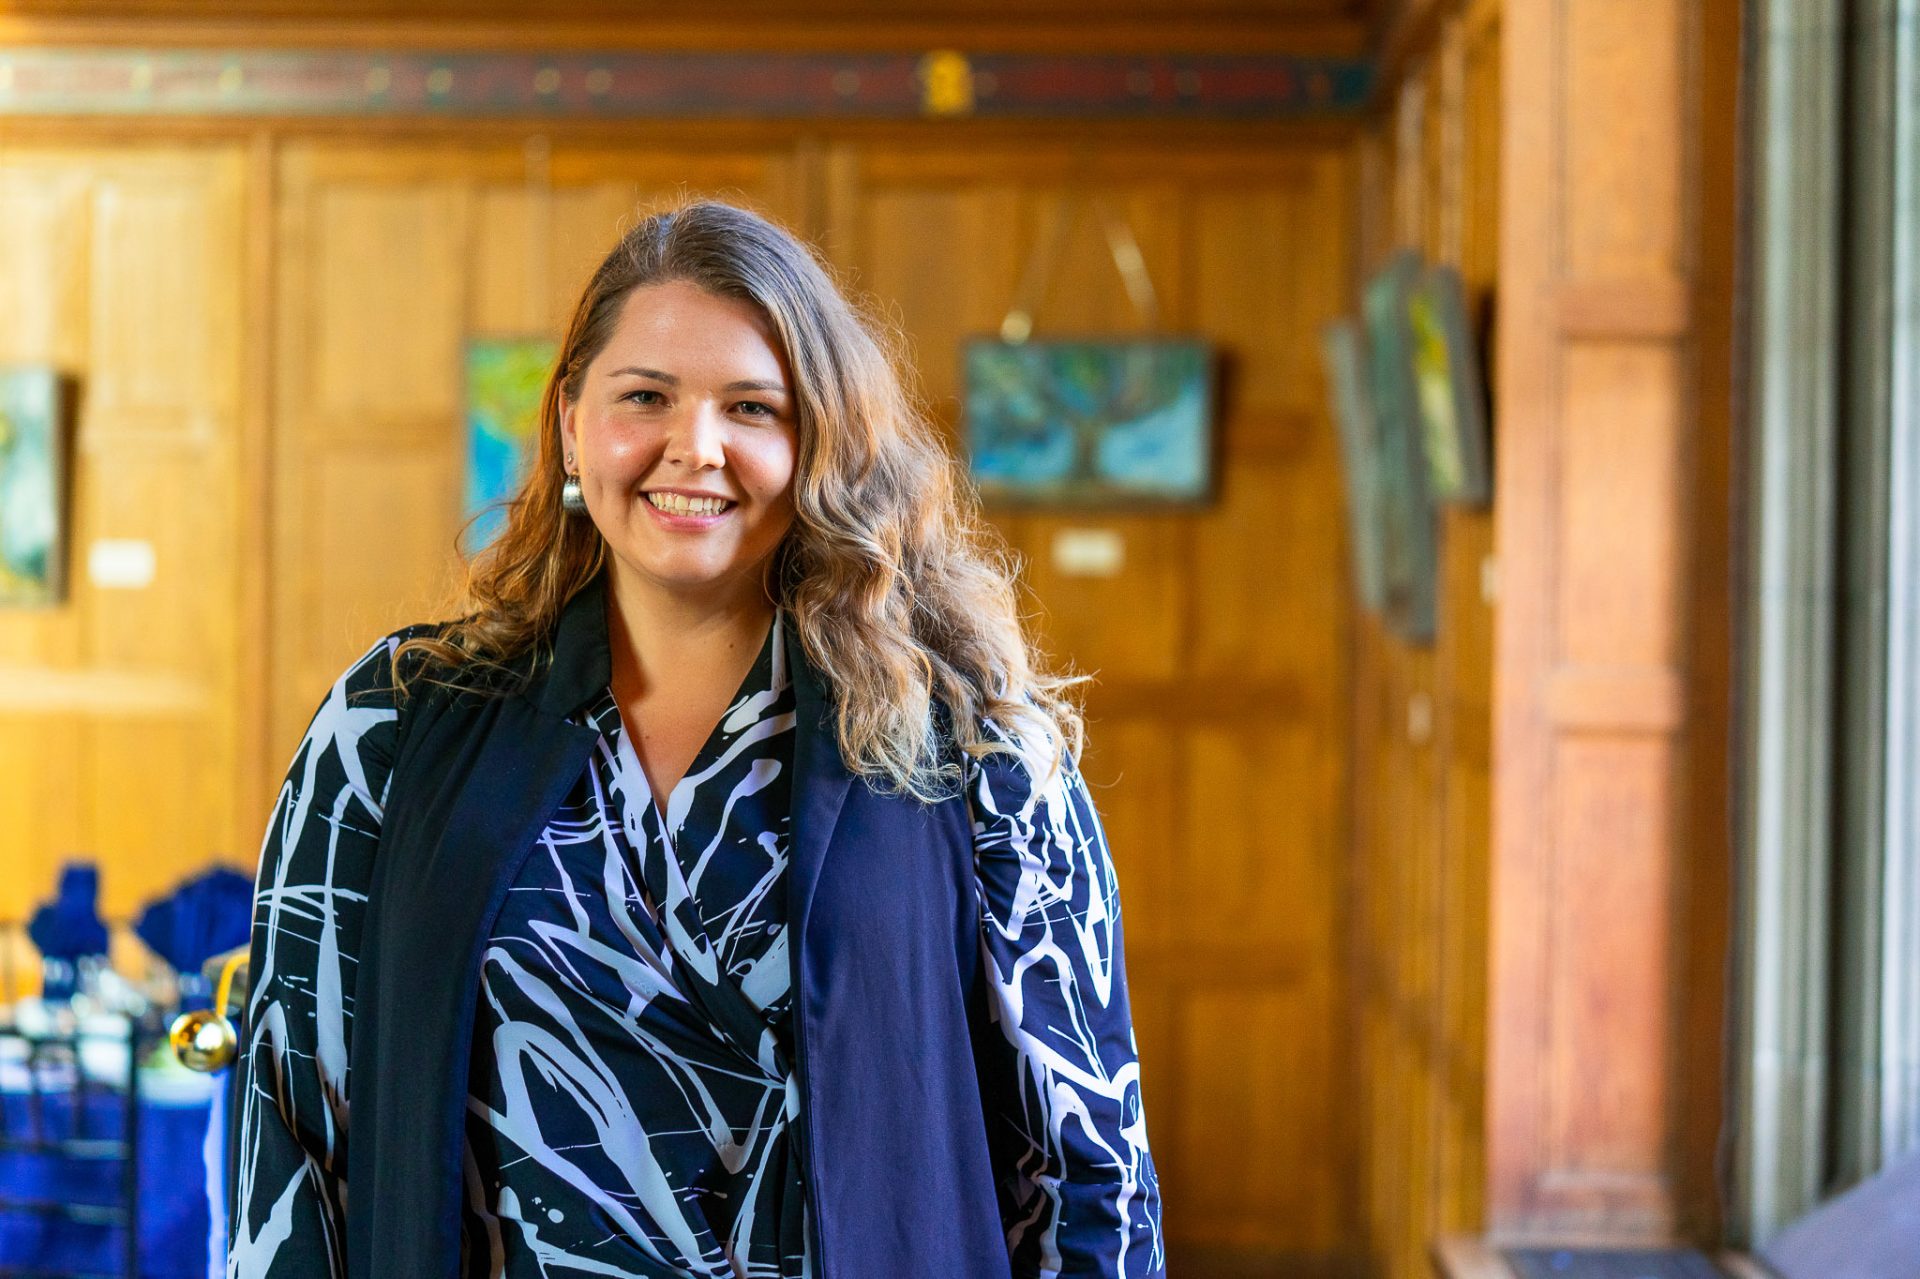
{"left": 959, "top": 695, "right": 1081, "bottom": 809}
{"left": 335, "top": 620, "right": 452, "bottom": 709}
{"left": 339, "top": 615, "right": 537, "bottom": 712}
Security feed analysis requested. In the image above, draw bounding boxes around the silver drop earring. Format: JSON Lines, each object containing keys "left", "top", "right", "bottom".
{"left": 561, "top": 458, "right": 587, "bottom": 515}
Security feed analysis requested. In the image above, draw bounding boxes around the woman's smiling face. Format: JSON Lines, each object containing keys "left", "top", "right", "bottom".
{"left": 561, "top": 278, "right": 800, "bottom": 604}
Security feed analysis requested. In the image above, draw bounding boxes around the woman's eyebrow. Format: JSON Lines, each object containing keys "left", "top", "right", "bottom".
{"left": 607, "top": 366, "right": 787, "bottom": 395}
{"left": 608, "top": 365, "right": 677, "bottom": 384}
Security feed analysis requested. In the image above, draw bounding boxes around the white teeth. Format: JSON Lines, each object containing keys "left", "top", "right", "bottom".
{"left": 646, "top": 491, "right": 733, "bottom": 516}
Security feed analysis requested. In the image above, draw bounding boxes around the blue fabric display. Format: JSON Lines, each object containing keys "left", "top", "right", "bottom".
{"left": 27, "top": 862, "right": 110, "bottom": 960}
{"left": 134, "top": 867, "right": 254, "bottom": 978}
{"left": 0, "top": 1087, "right": 219, "bottom": 1279}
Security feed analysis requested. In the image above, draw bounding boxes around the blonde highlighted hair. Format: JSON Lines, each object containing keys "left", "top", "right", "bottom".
{"left": 395, "top": 198, "right": 1087, "bottom": 801}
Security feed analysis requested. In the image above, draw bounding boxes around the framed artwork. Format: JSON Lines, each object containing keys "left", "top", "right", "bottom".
{"left": 0, "top": 366, "right": 70, "bottom": 607}
{"left": 1321, "top": 320, "right": 1388, "bottom": 614}
{"left": 961, "top": 337, "right": 1216, "bottom": 506}
{"left": 1407, "top": 264, "right": 1492, "bottom": 505}
{"left": 464, "top": 337, "right": 557, "bottom": 555}
{"left": 1362, "top": 250, "right": 1438, "bottom": 644}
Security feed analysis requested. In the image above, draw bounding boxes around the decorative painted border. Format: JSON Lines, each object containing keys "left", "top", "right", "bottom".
{"left": 0, "top": 46, "right": 1371, "bottom": 118}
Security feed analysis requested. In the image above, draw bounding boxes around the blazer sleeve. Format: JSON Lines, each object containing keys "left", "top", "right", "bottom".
{"left": 966, "top": 711, "right": 1166, "bottom": 1279}
{"left": 226, "top": 633, "right": 408, "bottom": 1279}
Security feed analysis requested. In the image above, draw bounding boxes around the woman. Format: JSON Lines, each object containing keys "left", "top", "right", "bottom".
{"left": 228, "top": 200, "right": 1163, "bottom": 1279}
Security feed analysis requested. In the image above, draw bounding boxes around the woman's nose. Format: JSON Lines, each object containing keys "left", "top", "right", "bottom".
{"left": 663, "top": 401, "right": 728, "bottom": 470}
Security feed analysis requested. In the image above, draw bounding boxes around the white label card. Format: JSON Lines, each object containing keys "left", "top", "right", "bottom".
{"left": 88, "top": 539, "right": 156, "bottom": 589}
{"left": 1051, "top": 528, "right": 1126, "bottom": 578}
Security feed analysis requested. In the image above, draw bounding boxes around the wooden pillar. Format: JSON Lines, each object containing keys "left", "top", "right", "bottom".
{"left": 1487, "top": 0, "right": 1732, "bottom": 1243}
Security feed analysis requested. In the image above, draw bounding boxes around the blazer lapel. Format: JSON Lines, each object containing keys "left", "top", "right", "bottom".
{"left": 783, "top": 618, "right": 855, "bottom": 951}
{"left": 348, "top": 570, "right": 611, "bottom": 1279}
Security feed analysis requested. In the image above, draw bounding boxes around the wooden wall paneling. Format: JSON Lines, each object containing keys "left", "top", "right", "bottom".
{"left": 1677, "top": 0, "right": 1739, "bottom": 1242}
{"left": 1178, "top": 718, "right": 1346, "bottom": 1236}
{"left": 821, "top": 139, "right": 1358, "bottom": 1267}
{"left": 470, "top": 181, "right": 635, "bottom": 337}
{"left": 87, "top": 151, "right": 248, "bottom": 916}
{"left": 0, "top": 145, "right": 247, "bottom": 975}
{"left": 0, "top": 162, "right": 89, "bottom": 966}
{"left": 1346, "top": 2, "right": 1500, "bottom": 1273}
{"left": 828, "top": 146, "right": 1202, "bottom": 688}
{"left": 1487, "top": 0, "right": 1730, "bottom": 1243}
{"left": 0, "top": 167, "right": 91, "bottom": 375}
{"left": 1348, "top": 614, "right": 1383, "bottom": 1258}
{"left": 235, "top": 131, "right": 278, "bottom": 897}
{"left": 1431, "top": 2, "right": 1498, "bottom": 1249}
{"left": 267, "top": 138, "right": 803, "bottom": 767}
{"left": 270, "top": 150, "right": 472, "bottom": 758}
{"left": 1352, "top": 92, "right": 1408, "bottom": 1276}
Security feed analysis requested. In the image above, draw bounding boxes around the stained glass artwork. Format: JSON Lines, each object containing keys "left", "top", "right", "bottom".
{"left": 962, "top": 338, "right": 1214, "bottom": 505}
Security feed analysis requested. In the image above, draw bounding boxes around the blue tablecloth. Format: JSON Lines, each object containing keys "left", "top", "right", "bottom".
{"left": 0, "top": 1073, "right": 224, "bottom": 1279}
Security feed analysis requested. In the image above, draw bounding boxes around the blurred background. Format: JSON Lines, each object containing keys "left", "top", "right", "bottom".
{"left": 0, "top": 0, "right": 1915, "bottom": 1276}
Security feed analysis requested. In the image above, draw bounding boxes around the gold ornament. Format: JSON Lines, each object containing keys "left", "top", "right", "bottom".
{"left": 169, "top": 948, "right": 249, "bottom": 1073}
{"left": 169, "top": 1007, "right": 237, "bottom": 1072}
{"left": 918, "top": 50, "right": 975, "bottom": 118}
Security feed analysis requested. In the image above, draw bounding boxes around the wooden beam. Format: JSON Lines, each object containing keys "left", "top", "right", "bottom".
{"left": 0, "top": 44, "right": 1374, "bottom": 119}
{"left": 0, "top": 14, "right": 1375, "bottom": 57}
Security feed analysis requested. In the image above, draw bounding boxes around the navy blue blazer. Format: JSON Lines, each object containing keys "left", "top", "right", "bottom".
{"left": 344, "top": 569, "right": 1015, "bottom": 1277}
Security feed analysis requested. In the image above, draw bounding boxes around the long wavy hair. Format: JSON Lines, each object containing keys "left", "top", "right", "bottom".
{"left": 393, "top": 198, "right": 1087, "bottom": 801}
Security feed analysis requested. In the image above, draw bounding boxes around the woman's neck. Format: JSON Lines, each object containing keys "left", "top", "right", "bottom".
{"left": 602, "top": 561, "right": 776, "bottom": 699}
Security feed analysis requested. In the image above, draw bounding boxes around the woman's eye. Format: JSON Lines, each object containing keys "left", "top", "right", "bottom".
{"left": 736, "top": 401, "right": 776, "bottom": 418}
{"left": 622, "top": 389, "right": 663, "bottom": 406}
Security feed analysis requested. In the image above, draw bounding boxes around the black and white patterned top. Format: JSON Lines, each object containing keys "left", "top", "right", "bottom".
{"left": 461, "top": 610, "right": 807, "bottom": 1278}
{"left": 228, "top": 610, "right": 1164, "bottom": 1279}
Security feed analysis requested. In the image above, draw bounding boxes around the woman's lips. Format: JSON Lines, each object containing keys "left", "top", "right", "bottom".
{"left": 641, "top": 492, "right": 735, "bottom": 530}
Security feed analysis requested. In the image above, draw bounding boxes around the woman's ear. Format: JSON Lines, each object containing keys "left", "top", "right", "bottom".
{"left": 558, "top": 396, "right": 577, "bottom": 466}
